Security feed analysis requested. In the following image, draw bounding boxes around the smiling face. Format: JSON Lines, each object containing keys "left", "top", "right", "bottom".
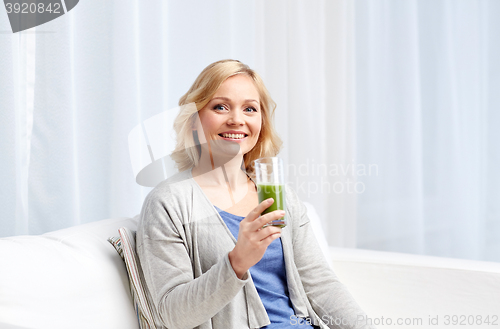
{"left": 193, "top": 74, "right": 262, "bottom": 156}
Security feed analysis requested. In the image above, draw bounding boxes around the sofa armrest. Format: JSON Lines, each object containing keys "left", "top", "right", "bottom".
{"left": 329, "top": 247, "right": 500, "bottom": 327}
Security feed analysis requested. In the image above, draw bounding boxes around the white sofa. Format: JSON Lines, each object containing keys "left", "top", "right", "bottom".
{"left": 1, "top": 215, "right": 500, "bottom": 329}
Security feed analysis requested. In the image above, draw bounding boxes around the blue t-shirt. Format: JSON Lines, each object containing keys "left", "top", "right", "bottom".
{"left": 214, "top": 206, "right": 317, "bottom": 328}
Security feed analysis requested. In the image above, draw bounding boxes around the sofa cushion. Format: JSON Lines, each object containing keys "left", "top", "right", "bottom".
{"left": 108, "top": 228, "right": 159, "bottom": 329}
{"left": 330, "top": 247, "right": 500, "bottom": 325}
{"left": 0, "top": 217, "right": 140, "bottom": 329}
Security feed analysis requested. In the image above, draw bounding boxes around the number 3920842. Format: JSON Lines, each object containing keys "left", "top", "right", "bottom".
{"left": 5, "top": 2, "right": 61, "bottom": 14}
{"left": 444, "top": 315, "right": 498, "bottom": 326}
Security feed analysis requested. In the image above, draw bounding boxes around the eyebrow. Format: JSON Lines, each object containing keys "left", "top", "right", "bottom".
{"left": 211, "top": 97, "right": 259, "bottom": 104}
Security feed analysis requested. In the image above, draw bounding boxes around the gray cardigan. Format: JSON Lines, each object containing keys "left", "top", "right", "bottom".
{"left": 136, "top": 168, "right": 375, "bottom": 329}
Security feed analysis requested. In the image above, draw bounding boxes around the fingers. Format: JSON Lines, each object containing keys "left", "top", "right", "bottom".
{"left": 232, "top": 201, "right": 284, "bottom": 272}
{"left": 256, "top": 225, "right": 282, "bottom": 242}
{"left": 261, "top": 230, "right": 282, "bottom": 244}
{"left": 245, "top": 198, "right": 275, "bottom": 222}
{"left": 252, "top": 210, "right": 286, "bottom": 230}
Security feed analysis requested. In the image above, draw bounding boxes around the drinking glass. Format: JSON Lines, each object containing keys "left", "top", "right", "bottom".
{"left": 253, "top": 157, "right": 286, "bottom": 227}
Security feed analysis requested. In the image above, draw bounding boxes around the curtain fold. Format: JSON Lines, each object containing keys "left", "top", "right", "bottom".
{"left": 1, "top": 0, "right": 499, "bottom": 262}
{"left": 355, "top": 0, "right": 500, "bottom": 261}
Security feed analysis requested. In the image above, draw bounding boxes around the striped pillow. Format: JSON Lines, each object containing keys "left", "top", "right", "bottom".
{"left": 108, "top": 228, "right": 159, "bottom": 329}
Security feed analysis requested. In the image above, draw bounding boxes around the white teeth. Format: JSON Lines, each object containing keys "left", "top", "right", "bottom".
{"left": 221, "top": 133, "right": 245, "bottom": 139}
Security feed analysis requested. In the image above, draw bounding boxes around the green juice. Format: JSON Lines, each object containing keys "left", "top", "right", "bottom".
{"left": 257, "top": 184, "right": 286, "bottom": 227}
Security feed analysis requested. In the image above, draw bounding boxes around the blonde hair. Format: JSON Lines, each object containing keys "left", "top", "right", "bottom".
{"left": 171, "top": 59, "right": 282, "bottom": 174}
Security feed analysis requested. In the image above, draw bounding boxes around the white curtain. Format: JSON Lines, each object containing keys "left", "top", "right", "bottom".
{"left": 354, "top": 0, "right": 500, "bottom": 262}
{"left": 1, "top": 0, "right": 499, "bottom": 262}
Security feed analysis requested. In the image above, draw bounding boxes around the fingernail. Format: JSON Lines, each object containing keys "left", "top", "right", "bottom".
{"left": 267, "top": 198, "right": 273, "bottom": 203}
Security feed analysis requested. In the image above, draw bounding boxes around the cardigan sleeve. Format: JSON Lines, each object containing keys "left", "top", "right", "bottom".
{"left": 286, "top": 185, "right": 377, "bottom": 329}
{"left": 136, "top": 186, "right": 250, "bottom": 329}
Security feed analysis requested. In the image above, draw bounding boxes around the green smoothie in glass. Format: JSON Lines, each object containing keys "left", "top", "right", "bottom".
{"left": 257, "top": 184, "right": 286, "bottom": 227}
{"left": 253, "top": 157, "right": 286, "bottom": 228}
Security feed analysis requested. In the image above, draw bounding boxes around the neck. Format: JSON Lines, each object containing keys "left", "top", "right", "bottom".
{"left": 192, "top": 143, "right": 248, "bottom": 188}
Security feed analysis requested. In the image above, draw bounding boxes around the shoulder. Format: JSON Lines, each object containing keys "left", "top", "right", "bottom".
{"left": 284, "top": 183, "right": 309, "bottom": 227}
{"left": 137, "top": 169, "right": 199, "bottom": 245}
{"left": 284, "top": 183, "right": 300, "bottom": 203}
{"left": 284, "top": 183, "right": 304, "bottom": 212}
{"left": 144, "top": 169, "right": 195, "bottom": 204}
{"left": 140, "top": 169, "right": 196, "bottom": 224}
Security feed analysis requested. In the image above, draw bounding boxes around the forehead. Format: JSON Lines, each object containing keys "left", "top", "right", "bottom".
{"left": 213, "top": 74, "right": 260, "bottom": 100}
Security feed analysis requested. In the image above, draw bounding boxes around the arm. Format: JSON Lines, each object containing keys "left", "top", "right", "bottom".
{"left": 136, "top": 191, "right": 249, "bottom": 329}
{"left": 137, "top": 189, "right": 284, "bottom": 329}
{"left": 287, "top": 186, "right": 376, "bottom": 329}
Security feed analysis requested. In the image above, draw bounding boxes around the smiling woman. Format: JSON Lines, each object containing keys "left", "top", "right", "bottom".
{"left": 136, "top": 60, "right": 375, "bottom": 329}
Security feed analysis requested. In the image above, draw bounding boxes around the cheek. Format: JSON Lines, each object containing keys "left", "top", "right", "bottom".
{"left": 198, "top": 113, "right": 219, "bottom": 134}
{"left": 253, "top": 114, "right": 262, "bottom": 136}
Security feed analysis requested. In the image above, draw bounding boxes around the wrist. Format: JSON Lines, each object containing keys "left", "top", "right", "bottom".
{"left": 228, "top": 250, "right": 246, "bottom": 279}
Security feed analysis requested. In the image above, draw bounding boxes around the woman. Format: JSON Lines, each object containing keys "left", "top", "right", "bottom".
{"left": 136, "top": 60, "right": 374, "bottom": 329}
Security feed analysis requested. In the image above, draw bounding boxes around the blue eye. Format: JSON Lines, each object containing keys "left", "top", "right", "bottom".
{"left": 244, "top": 107, "right": 257, "bottom": 112}
{"left": 213, "top": 104, "right": 226, "bottom": 111}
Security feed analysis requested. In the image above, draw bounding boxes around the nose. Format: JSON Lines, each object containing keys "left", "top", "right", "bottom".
{"left": 227, "top": 109, "right": 244, "bottom": 126}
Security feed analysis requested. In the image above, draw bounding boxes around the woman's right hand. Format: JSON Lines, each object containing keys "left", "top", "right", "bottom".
{"left": 228, "top": 198, "right": 284, "bottom": 279}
